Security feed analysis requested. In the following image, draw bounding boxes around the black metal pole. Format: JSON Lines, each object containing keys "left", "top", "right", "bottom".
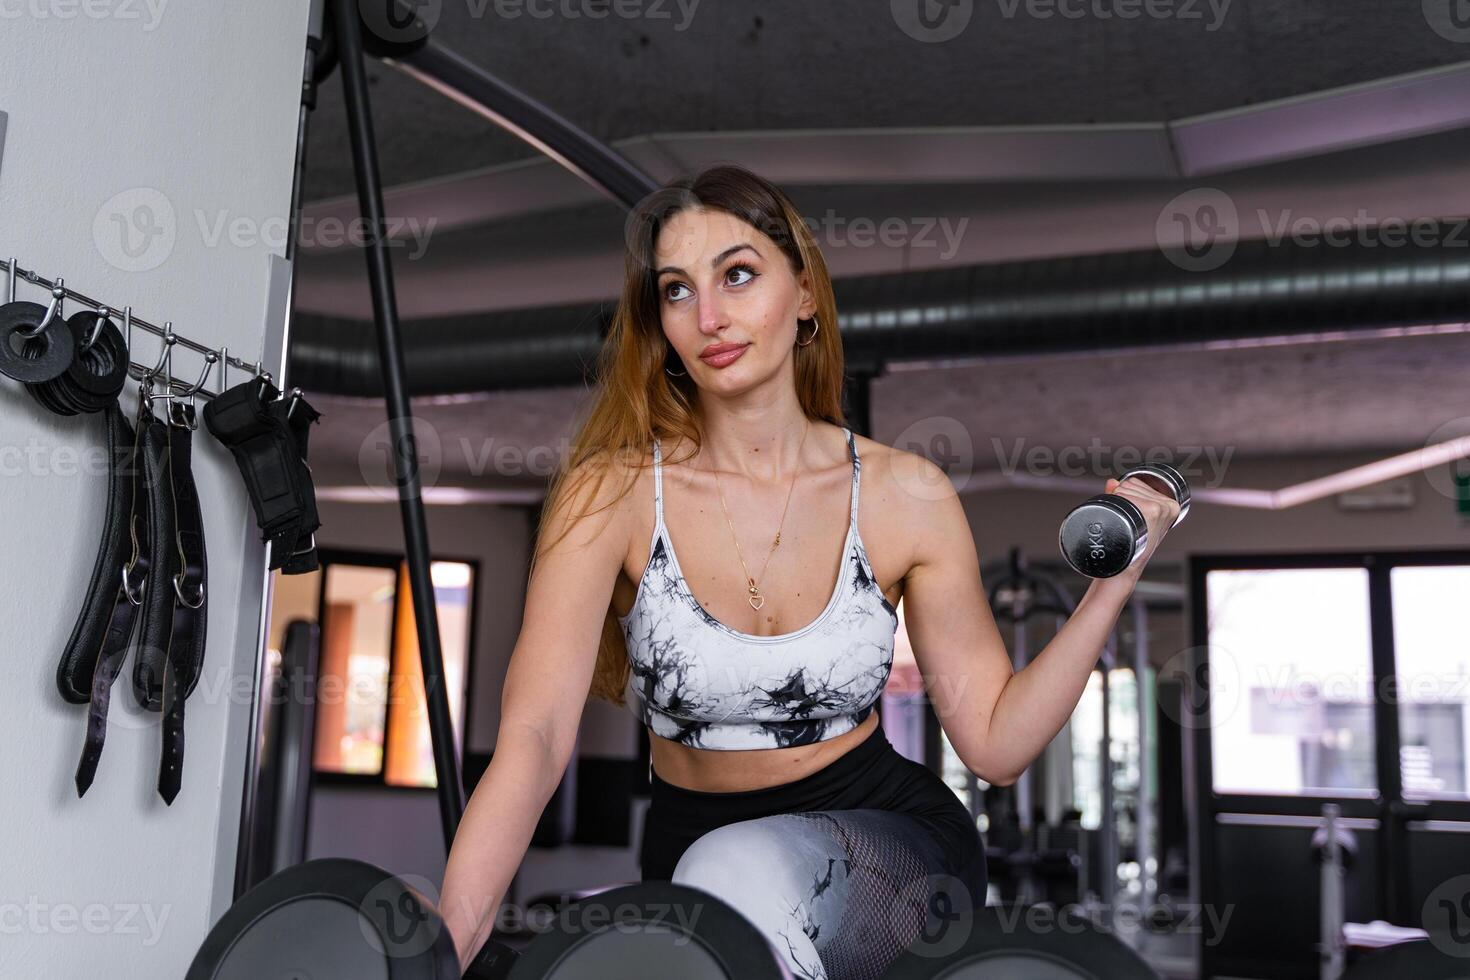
{"left": 333, "top": 0, "right": 465, "bottom": 850}
{"left": 387, "top": 40, "right": 659, "bottom": 208}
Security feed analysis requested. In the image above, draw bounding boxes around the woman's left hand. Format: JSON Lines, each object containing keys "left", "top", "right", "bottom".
{"left": 1103, "top": 474, "right": 1183, "bottom": 578}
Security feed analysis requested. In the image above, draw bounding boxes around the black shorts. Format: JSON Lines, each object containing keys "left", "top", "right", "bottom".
{"left": 639, "top": 720, "right": 986, "bottom": 903}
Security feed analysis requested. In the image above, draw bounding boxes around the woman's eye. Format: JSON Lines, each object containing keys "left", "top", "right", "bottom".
{"left": 663, "top": 264, "right": 757, "bottom": 302}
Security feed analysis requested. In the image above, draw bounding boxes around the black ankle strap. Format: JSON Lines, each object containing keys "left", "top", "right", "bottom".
{"left": 202, "top": 376, "right": 322, "bottom": 573}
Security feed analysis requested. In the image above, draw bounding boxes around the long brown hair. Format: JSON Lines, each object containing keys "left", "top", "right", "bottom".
{"left": 531, "top": 163, "right": 848, "bottom": 707}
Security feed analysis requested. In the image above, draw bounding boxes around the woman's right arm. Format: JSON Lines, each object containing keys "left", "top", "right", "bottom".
{"left": 439, "top": 456, "right": 635, "bottom": 973}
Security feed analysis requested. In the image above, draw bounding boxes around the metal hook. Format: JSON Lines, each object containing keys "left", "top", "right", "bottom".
{"left": 4, "top": 257, "right": 14, "bottom": 303}
{"left": 80, "top": 305, "right": 109, "bottom": 352}
{"left": 179, "top": 351, "right": 216, "bottom": 399}
{"left": 283, "top": 386, "right": 305, "bottom": 421}
{"left": 144, "top": 323, "right": 176, "bottom": 386}
{"left": 181, "top": 351, "right": 218, "bottom": 421}
{"left": 21, "top": 280, "right": 65, "bottom": 338}
{"left": 218, "top": 345, "right": 229, "bottom": 394}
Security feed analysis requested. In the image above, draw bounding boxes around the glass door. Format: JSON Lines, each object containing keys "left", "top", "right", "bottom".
{"left": 1191, "top": 551, "right": 1470, "bottom": 979}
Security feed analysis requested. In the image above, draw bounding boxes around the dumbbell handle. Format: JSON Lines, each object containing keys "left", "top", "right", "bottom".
{"left": 1115, "top": 462, "right": 1190, "bottom": 529}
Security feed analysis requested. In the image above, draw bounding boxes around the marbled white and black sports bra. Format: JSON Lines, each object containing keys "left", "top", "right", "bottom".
{"left": 617, "top": 426, "right": 899, "bottom": 750}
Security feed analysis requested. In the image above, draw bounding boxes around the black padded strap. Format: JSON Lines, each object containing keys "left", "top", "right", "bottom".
{"left": 56, "top": 401, "right": 137, "bottom": 704}
{"left": 132, "top": 413, "right": 179, "bottom": 713}
{"left": 158, "top": 401, "right": 208, "bottom": 804}
{"left": 279, "top": 391, "right": 322, "bottom": 574}
{"left": 202, "top": 377, "right": 322, "bottom": 574}
{"left": 73, "top": 398, "right": 151, "bottom": 797}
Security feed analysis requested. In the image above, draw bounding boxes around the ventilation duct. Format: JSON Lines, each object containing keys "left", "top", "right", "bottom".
{"left": 288, "top": 222, "right": 1470, "bottom": 398}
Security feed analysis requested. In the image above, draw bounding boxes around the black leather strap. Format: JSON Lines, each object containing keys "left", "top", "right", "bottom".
{"left": 280, "top": 389, "right": 322, "bottom": 574}
{"left": 157, "top": 401, "right": 208, "bottom": 804}
{"left": 56, "top": 401, "right": 137, "bottom": 704}
{"left": 73, "top": 397, "right": 152, "bottom": 797}
{"left": 132, "top": 411, "right": 179, "bottom": 714}
{"left": 202, "top": 377, "right": 322, "bottom": 574}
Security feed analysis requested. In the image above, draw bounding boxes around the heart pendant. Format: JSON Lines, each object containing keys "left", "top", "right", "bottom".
{"left": 748, "top": 594, "right": 765, "bottom": 610}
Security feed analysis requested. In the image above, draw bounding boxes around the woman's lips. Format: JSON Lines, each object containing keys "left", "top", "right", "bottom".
{"left": 699, "top": 344, "right": 749, "bottom": 368}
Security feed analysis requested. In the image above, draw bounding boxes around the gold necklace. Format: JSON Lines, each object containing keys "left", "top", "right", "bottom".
{"left": 710, "top": 419, "right": 812, "bottom": 611}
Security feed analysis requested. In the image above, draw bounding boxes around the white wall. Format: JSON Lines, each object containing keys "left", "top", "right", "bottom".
{"left": 0, "top": 5, "right": 309, "bottom": 976}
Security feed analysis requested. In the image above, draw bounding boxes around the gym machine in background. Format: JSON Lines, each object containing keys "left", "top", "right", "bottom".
{"left": 983, "top": 549, "right": 1091, "bottom": 906}
{"left": 234, "top": 620, "right": 321, "bottom": 894}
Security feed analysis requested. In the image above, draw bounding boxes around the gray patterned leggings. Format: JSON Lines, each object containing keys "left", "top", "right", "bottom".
{"left": 669, "top": 808, "right": 972, "bottom": 980}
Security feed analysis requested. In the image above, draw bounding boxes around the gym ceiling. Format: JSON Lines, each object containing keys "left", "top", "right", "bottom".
{"left": 286, "top": 1, "right": 1470, "bottom": 499}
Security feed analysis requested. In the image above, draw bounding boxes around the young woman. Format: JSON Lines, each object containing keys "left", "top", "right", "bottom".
{"left": 441, "top": 164, "right": 1181, "bottom": 979}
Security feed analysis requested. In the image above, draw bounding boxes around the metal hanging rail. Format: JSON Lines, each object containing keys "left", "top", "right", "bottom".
{"left": 2, "top": 255, "right": 273, "bottom": 399}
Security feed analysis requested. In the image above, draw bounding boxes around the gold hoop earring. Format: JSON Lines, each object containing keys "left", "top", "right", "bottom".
{"left": 796, "top": 316, "right": 820, "bottom": 347}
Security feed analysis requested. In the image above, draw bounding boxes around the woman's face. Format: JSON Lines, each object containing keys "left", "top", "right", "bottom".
{"left": 653, "top": 207, "right": 815, "bottom": 390}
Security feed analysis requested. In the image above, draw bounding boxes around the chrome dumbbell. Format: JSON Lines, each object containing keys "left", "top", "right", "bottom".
{"left": 1058, "top": 462, "right": 1190, "bottom": 578}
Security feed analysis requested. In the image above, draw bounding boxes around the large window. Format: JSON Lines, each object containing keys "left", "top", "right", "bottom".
{"left": 1391, "top": 565, "right": 1470, "bottom": 800}
{"left": 1205, "top": 567, "right": 1376, "bottom": 796}
{"left": 267, "top": 550, "right": 477, "bottom": 789}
